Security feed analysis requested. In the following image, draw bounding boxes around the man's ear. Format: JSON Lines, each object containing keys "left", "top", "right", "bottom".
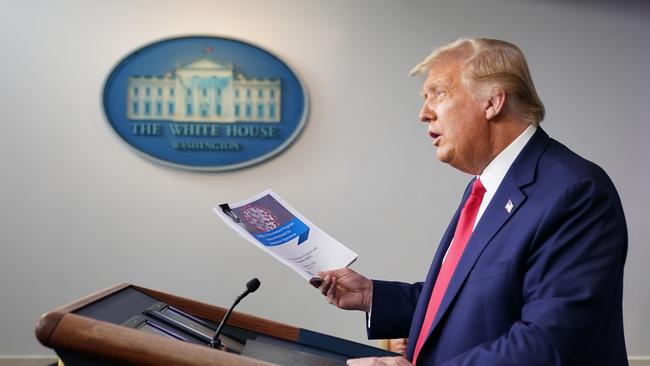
{"left": 484, "top": 90, "right": 507, "bottom": 120}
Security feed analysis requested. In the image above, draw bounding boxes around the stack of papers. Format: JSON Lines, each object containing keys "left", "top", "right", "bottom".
{"left": 214, "top": 189, "right": 358, "bottom": 281}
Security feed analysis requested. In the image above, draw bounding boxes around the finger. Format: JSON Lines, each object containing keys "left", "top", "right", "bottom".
{"left": 327, "top": 276, "right": 337, "bottom": 304}
{"left": 379, "top": 356, "right": 411, "bottom": 366}
{"left": 309, "top": 277, "right": 323, "bottom": 288}
{"left": 347, "top": 357, "right": 381, "bottom": 366}
{"left": 320, "top": 267, "right": 349, "bottom": 279}
{"left": 317, "top": 270, "right": 330, "bottom": 278}
{"left": 319, "top": 275, "right": 332, "bottom": 296}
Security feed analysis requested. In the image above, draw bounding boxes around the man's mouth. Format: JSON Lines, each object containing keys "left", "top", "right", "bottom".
{"left": 429, "top": 131, "right": 441, "bottom": 145}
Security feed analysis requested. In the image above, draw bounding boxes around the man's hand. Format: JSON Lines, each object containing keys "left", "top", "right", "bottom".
{"left": 346, "top": 356, "right": 412, "bottom": 366}
{"left": 313, "top": 268, "right": 373, "bottom": 312}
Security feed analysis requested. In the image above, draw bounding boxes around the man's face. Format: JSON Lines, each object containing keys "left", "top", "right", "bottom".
{"left": 419, "top": 58, "right": 490, "bottom": 174}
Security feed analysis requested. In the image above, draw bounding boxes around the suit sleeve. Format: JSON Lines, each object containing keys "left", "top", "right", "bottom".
{"left": 441, "top": 177, "right": 627, "bottom": 365}
{"left": 366, "top": 280, "right": 423, "bottom": 339}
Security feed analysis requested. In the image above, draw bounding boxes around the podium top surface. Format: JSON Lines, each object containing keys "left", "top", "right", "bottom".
{"left": 35, "top": 283, "right": 395, "bottom": 366}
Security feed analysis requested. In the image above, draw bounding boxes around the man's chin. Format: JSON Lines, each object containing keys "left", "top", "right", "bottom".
{"left": 436, "top": 150, "right": 451, "bottom": 164}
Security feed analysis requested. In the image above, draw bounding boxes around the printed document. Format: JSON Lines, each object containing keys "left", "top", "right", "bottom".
{"left": 214, "top": 189, "right": 358, "bottom": 281}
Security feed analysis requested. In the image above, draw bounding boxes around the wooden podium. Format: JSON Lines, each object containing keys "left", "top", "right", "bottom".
{"left": 35, "top": 283, "right": 393, "bottom": 366}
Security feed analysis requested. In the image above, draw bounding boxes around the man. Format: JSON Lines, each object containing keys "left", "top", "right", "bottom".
{"left": 315, "top": 38, "right": 627, "bottom": 365}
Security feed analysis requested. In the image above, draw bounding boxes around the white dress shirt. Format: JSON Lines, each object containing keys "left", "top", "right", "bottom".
{"left": 474, "top": 124, "right": 537, "bottom": 229}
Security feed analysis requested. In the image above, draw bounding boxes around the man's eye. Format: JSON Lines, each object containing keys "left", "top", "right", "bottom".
{"left": 434, "top": 89, "right": 445, "bottom": 96}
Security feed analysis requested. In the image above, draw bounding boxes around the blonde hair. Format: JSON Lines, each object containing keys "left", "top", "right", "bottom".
{"left": 411, "top": 38, "right": 545, "bottom": 125}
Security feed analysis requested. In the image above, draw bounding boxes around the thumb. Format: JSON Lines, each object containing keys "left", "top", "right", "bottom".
{"left": 318, "top": 267, "right": 351, "bottom": 279}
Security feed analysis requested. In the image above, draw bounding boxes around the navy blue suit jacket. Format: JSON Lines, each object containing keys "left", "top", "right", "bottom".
{"left": 368, "top": 128, "right": 628, "bottom": 365}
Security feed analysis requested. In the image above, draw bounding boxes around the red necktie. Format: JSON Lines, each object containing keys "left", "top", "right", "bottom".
{"left": 412, "top": 178, "right": 486, "bottom": 364}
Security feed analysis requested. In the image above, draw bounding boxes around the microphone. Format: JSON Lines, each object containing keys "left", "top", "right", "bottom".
{"left": 209, "top": 278, "right": 261, "bottom": 349}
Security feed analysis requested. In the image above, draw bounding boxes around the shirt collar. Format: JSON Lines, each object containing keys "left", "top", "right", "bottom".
{"left": 478, "top": 124, "right": 537, "bottom": 194}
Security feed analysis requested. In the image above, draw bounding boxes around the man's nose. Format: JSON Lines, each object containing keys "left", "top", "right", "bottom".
{"left": 419, "top": 103, "right": 435, "bottom": 123}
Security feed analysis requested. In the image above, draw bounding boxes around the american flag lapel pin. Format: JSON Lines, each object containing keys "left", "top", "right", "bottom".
{"left": 505, "top": 199, "right": 514, "bottom": 213}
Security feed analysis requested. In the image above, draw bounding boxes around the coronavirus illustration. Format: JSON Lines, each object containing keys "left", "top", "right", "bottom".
{"left": 240, "top": 205, "right": 280, "bottom": 232}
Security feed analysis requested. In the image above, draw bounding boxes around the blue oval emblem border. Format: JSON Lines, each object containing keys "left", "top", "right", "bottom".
{"left": 102, "top": 36, "right": 309, "bottom": 171}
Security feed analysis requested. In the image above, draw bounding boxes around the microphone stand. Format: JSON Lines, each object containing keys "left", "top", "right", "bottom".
{"left": 209, "top": 296, "right": 242, "bottom": 349}
{"left": 210, "top": 278, "right": 260, "bottom": 349}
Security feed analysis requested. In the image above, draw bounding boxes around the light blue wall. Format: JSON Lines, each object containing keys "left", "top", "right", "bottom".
{"left": 0, "top": 0, "right": 648, "bottom": 357}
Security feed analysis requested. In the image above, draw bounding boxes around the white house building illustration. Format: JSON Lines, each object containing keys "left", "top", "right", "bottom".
{"left": 127, "top": 57, "right": 281, "bottom": 123}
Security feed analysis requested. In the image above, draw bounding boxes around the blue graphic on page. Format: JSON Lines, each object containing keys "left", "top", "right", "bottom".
{"left": 233, "top": 195, "right": 310, "bottom": 246}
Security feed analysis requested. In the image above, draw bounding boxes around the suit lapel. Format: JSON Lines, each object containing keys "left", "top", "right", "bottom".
{"left": 422, "top": 127, "right": 551, "bottom": 345}
{"left": 428, "top": 176, "right": 527, "bottom": 332}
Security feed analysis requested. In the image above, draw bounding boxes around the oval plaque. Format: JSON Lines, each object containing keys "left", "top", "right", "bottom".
{"left": 103, "top": 36, "right": 308, "bottom": 171}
